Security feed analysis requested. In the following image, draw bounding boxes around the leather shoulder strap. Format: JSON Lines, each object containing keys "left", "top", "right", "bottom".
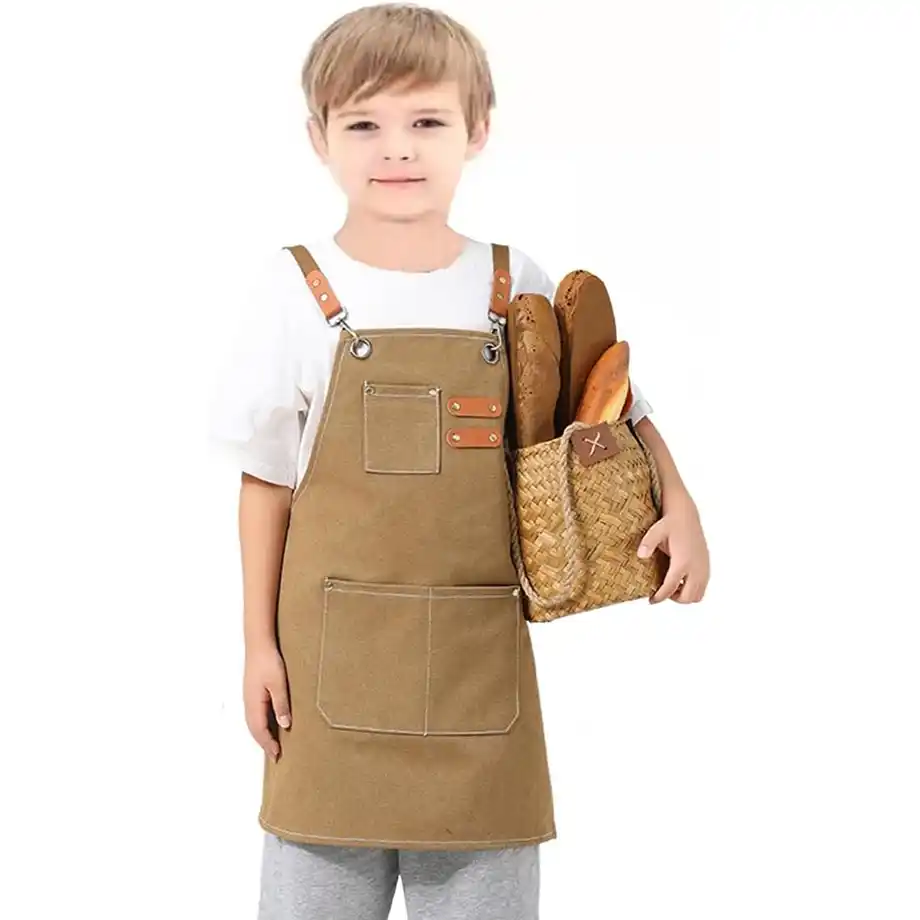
{"left": 285, "top": 241, "right": 510, "bottom": 322}
{"left": 283, "top": 244, "right": 345, "bottom": 322}
{"left": 490, "top": 243, "right": 511, "bottom": 318}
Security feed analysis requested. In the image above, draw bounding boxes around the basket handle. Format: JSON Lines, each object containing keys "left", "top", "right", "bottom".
{"left": 504, "top": 421, "right": 593, "bottom": 611}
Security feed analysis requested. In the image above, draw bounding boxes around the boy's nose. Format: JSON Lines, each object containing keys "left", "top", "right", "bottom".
{"left": 380, "top": 133, "right": 415, "bottom": 162}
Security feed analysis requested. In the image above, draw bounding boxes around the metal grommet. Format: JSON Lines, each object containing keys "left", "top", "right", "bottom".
{"left": 350, "top": 337, "right": 372, "bottom": 359}
{"left": 482, "top": 342, "right": 499, "bottom": 364}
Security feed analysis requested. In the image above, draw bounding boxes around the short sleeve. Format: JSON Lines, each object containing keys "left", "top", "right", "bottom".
{"left": 207, "top": 248, "right": 308, "bottom": 487}
{"left": 511, "top": 249, "right": 653, "bottom": 424}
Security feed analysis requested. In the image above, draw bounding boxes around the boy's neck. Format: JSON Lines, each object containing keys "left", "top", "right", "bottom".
{"left": 334, "top": 217, "right": 469, "bottom": 272}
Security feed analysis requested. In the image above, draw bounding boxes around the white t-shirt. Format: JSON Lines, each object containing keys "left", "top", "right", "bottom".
{"left": 208, "top": 235, "right": 653, "bottom": 489}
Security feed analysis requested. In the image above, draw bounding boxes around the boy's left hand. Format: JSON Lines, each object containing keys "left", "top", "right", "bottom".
{"left": 637, "top": 500, "right": 710, "bottom": 604}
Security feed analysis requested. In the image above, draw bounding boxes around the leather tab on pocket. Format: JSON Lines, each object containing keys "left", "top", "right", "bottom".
{"left": 446, "top": 396, "right": 503, "bottom": 418}
{"left": 445, "top": 427, "right": 503, "bottom": 448}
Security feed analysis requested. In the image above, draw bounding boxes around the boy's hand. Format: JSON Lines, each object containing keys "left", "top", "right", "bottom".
{"left": 638, "top": 499, "right": 710, "bottom": 604}
{"left": 243, "top": 644, "right": 292, "bottom": 761}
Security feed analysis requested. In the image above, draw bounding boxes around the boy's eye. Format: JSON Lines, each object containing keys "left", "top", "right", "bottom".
{"left": 345, "top": 119, "right": 446, "bottom": 131}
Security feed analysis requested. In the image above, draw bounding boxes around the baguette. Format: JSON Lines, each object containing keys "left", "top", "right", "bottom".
{"left": 574, "top": 341, "right": 631, "bottom": 425}
{"left": 553, "top": 270, "right": 618, "bottom": 433}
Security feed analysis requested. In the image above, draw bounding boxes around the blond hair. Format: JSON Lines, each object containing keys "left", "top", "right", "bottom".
{"left": 302, "top": 3, "right": 495, "bottom": 138}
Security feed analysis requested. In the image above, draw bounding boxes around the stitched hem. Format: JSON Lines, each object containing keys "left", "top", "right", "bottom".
{"left": 208, "top": 438, "right": 296, "bottom": 489}
{"left": 626, "top": 398, "right": 653, "bottom": 424}
{"left": 259, "top": 815, "right": 557, "bottom": 850}
{"left": 239, "top": 455, "right": 296, "bottom": 487}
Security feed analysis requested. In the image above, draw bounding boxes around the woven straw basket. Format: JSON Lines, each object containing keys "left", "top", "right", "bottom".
{"left": 505, "top": 418, "right": 668, "bottom": 622}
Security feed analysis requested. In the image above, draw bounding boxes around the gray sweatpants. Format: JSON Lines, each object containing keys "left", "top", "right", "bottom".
{"left": 257, "top": 831, "right": 540, "bottom": 920}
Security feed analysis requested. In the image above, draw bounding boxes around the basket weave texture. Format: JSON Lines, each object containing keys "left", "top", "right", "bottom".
{"left": 506, "top": 419, "right": 667, "bottom": 622}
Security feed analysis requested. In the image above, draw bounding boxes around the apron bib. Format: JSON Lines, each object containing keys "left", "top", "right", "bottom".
{"left": 257, "top": 242, "right": 556, "bottom": 851}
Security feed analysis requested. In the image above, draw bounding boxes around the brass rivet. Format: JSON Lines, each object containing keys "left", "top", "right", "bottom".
{"left": 320, "top": 292, "right": 328, "bottom": 301}
{"left": 512, "top": 587, "right": 520, "bottom": 596}
{"left": 364, "top": 384, "right": 374, "bottom": 394}
{"left": 451, "top": 433, "right": 461, "bottom": 442}
{"left": 489, "top": 404, "right": 498, "bottom": 412}
{"left": 489, "top": 433, "right": 498, "bottom": 442}
{"left": 311, "top": 278, "right": 320, "bottom": 287}
{"left": 497, "top": 292, "right": 504, "bottom": 300}
{"left": 450, "top": 401, "right": 460, "bottom": 410}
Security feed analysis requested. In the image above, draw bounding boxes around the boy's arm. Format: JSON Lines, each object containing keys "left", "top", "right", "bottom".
{"left": 634, "top": 416, "right": 710, "bottom": 603}
{"left": 239, "top": 474, "right": 292, "bottom": 652}
{"left": 238, "top": 473, "right": 294, "bottom": 756}
{"left": 633, "top": 416, "right": 697, "bottom": 516}
{"left": 209, "top": 247, "right": 311, "bottom": 755}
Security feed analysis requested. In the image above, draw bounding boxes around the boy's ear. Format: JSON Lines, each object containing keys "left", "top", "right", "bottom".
{"left": 465, "top": 115, "right": 490, "bottom": 161}
{"left": 307, "top": 116, "right": 329, "bottom": 163}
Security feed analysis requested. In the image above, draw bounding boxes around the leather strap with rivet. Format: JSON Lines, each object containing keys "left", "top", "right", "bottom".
{"left": 446, "top": 396, "right": 502, "bottom": 418}
{"left": 490, "top": 243, "right": 510, "bottom": 318}
{"left": 284, "top": 244, "right": 345, "bottom": 322}
{"left": 285, "top": 241, "right": 511, "bottom": 328}
{"left": 445, "top": 427, "right": 503, "bottom": 448}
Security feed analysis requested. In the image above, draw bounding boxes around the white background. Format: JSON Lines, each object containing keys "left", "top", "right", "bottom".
{"left": 2, "top": 0, "right": 917, "bottom": 917}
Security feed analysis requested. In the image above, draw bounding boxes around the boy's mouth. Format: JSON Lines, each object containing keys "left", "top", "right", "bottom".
{"left": 371, "top": 177, "right": 425, "bottom": 184}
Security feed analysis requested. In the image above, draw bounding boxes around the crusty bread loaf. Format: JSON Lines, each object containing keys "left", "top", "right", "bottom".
{"left": 507, "top": 293, "right": 562, "bottom": 449}
{"left": 553, "top": 271, "right": 618, "bottom": 433}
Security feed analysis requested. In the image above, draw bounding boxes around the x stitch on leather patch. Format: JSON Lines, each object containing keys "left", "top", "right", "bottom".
{"left": 571, "top": 423, "right": 620, "bottom": 467}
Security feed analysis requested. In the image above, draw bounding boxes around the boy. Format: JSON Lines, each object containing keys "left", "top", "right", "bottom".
{"left": 209, "top": 4, "right": 710, "bottom": 918}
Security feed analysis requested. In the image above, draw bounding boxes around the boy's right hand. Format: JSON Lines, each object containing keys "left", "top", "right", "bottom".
{"left": 243, "top": 644, "right": 292, "bottom": 761}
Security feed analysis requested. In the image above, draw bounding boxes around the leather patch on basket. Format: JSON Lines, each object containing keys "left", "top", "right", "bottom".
{"left": 445, "top": 427, "right": 502, "bottom": 448}
{"left": 572, "top": 423, "right": 619, "bottom": 466}
{"left": 446, "top": 396, "right": 502, "bottom": 418}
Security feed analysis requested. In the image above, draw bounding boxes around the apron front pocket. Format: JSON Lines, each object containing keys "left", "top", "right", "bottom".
{"left": 363, "top": 382, "right": 441, "bottom": 474}
{"left": 426, "top": 585, "right": 522, "bottom": 735}
{"left": 317, "top": 578, "right": 522, "bottom": 736}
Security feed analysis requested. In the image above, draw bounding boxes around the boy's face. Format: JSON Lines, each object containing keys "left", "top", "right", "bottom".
{"left": 308, "top": 79, "right": 488, "bottom": 221}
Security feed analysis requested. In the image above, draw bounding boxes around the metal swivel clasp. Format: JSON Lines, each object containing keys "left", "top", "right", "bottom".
{"left": 327, "top": 306, "right": 372, "bottom": 359}
{"left": 482, "top": 310, "right": 505, "bottom": 364}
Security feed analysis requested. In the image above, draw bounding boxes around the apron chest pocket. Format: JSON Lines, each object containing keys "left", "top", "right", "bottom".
{"left": 317, "top": 578, "right": 521, "bottom": 736}
{"left": 363, "top": 382, "right": 441, "bottom": 474}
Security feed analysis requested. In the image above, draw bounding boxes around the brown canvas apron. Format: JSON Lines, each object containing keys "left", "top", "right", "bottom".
{"left": 257, "top": 242, "right": 556, "bottom": 851}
